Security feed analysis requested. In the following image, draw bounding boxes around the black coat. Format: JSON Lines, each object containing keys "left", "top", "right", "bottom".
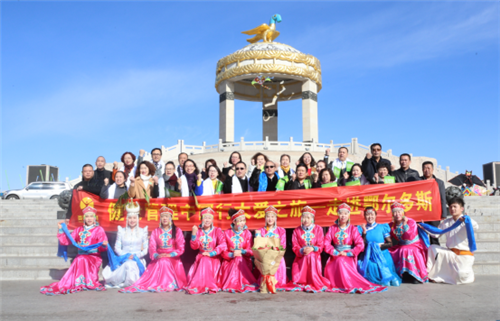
{"left": 421, "top": 175, "right": 449, "bottom": 219}
{"left": 393, "top": 168, "right": 420, "bottom": 183}
{"left": 65, "top": 178, "right": 102, "bottom": 219}
{"left": 223, "top": 174, "right": 249, "bottom": 194}
{"left": 361, "top": 157, "right": 392, "bottom": 184}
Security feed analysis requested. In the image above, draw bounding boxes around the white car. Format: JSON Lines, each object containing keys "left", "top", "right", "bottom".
{"left": 2, "top": 182, "right": 72, "bottom": 200}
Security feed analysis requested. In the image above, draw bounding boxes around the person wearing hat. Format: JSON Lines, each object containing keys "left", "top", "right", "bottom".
{"left": 102, "top": 200, "right": 148, "bottom": 288}
{"left": 120, "top": 206, "right": 187, "bottom": 293}
{"left": 388, "top": 202, "right": 429, "bottom": 284}
{"left": 356, "top": 207, "right": 401, "bottom": 287}
{"left": 219, "top": 208, "right": 258, "bottom": 293}
{"left": 41, "top": 206, "right": 109, "bottom": 295}
{"left": 284, "top": 206, "right": 330, "bottom": 292}
{"left": 185, "top": 207, "right": 227, "bottom": 294}
{"left": 255, "top": 206, "right": 288, "bottom": 289}
{"left": 324, "top": 204, "right": 387, "bottom": 293}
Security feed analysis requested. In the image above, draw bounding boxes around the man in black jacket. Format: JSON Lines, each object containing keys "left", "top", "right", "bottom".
{"left": 65, "top": 164, "right": 102, "bottom": 221}
{"left": 361, "top": 143, "right": 392, "bottom": 184}
{"left": 250, "top": 160, "right": 279, "bottom": 191}
{"left": 223, "top": 161, "right": 252, "bottom": 194}
{"left": 393, "top": 153, "right": 420, "bottom": 183}
{"left": 93, "top": 156, "right": 113, "bottom": 187}
{"left": 420, "top": 161, "right": 449, "bottom": 246}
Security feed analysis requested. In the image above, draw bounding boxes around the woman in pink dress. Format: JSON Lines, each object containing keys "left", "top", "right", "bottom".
{"left": 285, "top": 206, "right": 330, "bottom": 292}
{"left": 185, "top": 207, "right": 227, "bottom": 294}
{"left": 324, "top": 203, "right": 387, "bottom": 293}
{"left": 219, "top": 208, "right": 258, "bottom": 293}
{"left": 120, "top": 206, "right": 187, "bottom": 293}
{"left": 254, "top": 205, "right": 288, "bottom": 290}
{"left": 40, "top": 206, "right": 108, "bottom": 295}
{"left": 389, "top": 202, "right": 429, "bottom": 284}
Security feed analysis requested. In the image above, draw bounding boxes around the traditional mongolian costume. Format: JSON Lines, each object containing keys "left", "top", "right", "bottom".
{"left": 120, "top": 207, "right": 187, "bottom": 293}
{"left": 423, "top": 214, "right": 478, "bottom": 284}
{"left": 103, "top": 200, "right": 148, "bottom": 288}
{"left": 185, "top": 208, "right": 227, "bottom": 294}
{"left": 356, "top": 218, "right": 401, "bottom": 287}
{"left": 219, "top": 209, "right": 258, "bottom": 293}
{"left": 323, "top": 204, "right": 387, "bottom": 293}
{"left": 41, "top": 206, "right": 108, "bottom": 295}
{"left": 284, "top": 206, "right": 330, "bottom": 292}
{"left": 254, "top": 206, "right": 288, "bottom": 289}
{"left": 389, "top": 203, "right": 429, "bottom": 283}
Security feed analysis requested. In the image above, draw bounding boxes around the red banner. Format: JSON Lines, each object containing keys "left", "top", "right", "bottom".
{"left": 70, "top": 180, "right": 441, "bottom": 231}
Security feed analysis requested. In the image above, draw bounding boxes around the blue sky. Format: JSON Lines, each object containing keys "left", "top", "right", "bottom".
{"left": 1, "top": 1, "right": 499, "bottom": 190}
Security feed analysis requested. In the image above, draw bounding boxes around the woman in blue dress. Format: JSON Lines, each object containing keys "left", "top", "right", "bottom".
{"left": 357, "top": 207, "right": 401, "bottom": 286}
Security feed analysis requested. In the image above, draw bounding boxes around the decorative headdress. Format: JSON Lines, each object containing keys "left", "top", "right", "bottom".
{"left": 200, "top": 207, "right": 215, "bottom": 219}
{"left": 337, "top": 203, "right": 351, "bottom": 214}
{"left": 265, "top": 206, "right": 278, "bottom": 216}
{"left": 391, "top": 202, "right": 405, "bottom": 212}
{"left": 159, "top": 206, "right": 174, "bottom": 217}
{"left": 301, "top": 206, "right": 316, "bottom": 216}
{"left": 82, "top": 206, "right": 98, "bottom": 226}
{"left": 125, "top": 199, "right": 140, "bottom": 217}
{"left": 82, "top": 206, "right": 97, "bottom": 216}
{"left": 231, "top": 209, "right": 246, "bottom": 223}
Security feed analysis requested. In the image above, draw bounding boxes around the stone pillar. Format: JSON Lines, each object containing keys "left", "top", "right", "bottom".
{"left": 219, "top": 81, "right": 235, "bottom": 143}
{"left": 301, "top": 80, "right": 318, "bottom": 142}
{"left": 262, "top": 101, "right": 278, "bottom": 141}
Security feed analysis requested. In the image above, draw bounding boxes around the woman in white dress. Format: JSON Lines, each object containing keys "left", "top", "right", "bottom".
{"left": 103, "top": 200, "right": 148, "bottom": 288}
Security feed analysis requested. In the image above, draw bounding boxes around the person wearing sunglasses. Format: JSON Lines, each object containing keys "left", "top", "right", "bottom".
{"left": 250, "top": 160, "right": 280, "bottom": 192}
{"left": 361, "top": 143, "right": 393, "bottom": 184}
{"left": 223, "top": 161, "right": 253, "bottom": 194}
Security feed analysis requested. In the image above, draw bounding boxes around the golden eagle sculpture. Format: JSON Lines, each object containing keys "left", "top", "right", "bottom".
{"left": 241, "top": 14, "right": 282, "bottom": 43}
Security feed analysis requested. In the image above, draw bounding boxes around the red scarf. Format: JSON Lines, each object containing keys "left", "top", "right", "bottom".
{"left": 124, "top": 163, "right": 135, "bottom": 175}
{"left": 167, "top": 174, "right": 178, "bottom": 186}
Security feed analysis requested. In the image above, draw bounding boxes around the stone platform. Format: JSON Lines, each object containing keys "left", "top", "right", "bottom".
{"left": 2, "top": 276, "right": 499, "bottom": 320}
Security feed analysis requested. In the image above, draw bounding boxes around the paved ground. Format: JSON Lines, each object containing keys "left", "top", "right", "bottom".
{"left": 1, "top": 276, "right": 499, "bottom": 321}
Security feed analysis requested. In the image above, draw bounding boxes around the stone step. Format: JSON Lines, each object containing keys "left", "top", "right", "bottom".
{"left": 473, "top": 262, "right": 500, "bottom": 275}
{"left": 0, "top": 245, "right": 59, "bottom": 257}
{"left": 474, "top": 250, "right": 500, "bottom": 262}
{"left": 0, "top": 256, "right": 71, "bottom": 267}
{"left": 0, "top": 234, "right": 58, "bottom": 245}
{"left": 0, "top": 226, "right": 61, "bottom": 235}
{"left": 0, "top": 219, "right": 60, "bottom": 227}
{"left": 462, "top": 216, "right": 500, "bottom": 224}
{"left": 0, "top": 205, "right": 61, "bottom": 210}
{"left": 474, "top": 240, "right": 500, "bottom": 251}
{"left": 0, "top": 213, "right": 58, "bottom": 220}
{"left": 0, "top": 267, "right": 69, "bottom": 281}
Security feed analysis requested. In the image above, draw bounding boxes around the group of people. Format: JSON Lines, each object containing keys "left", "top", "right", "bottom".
{"left": 45, "top": 143, "right": 478, "bottom": 296}
{"left": 42, "top": 198, "right": 477, "bottom": 296}
{"left": 65, "top": 143, "right": 448, "bottom": 220}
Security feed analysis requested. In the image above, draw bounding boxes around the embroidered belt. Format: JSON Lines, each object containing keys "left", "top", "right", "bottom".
{"left": 451, "top": 248, "right": 474, "bottom": 256}
{"left": 334, "top": 245, "right": 353, "bottom": 251}
{"left": 78, "top": 249, "right": 98, "bottom": 255}
{"left": 399, "top": 236, "right": 419, "bottom": 245}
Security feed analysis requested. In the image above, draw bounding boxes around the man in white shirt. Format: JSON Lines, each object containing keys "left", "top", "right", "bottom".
{"left": 324, "top": 147, "right": 353, "bottom": 180}
{"left": 423, "top": 197, "right": 479, "bottom": 285}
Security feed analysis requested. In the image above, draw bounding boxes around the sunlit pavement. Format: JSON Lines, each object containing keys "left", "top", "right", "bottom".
{"left": 2, "top": 276, "right": 498, "bottom": 320}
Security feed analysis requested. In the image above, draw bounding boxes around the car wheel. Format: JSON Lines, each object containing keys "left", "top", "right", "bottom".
{"left": 6, "top": 195, "right": 19, "bottom": 200}
{"left": 50, "top": 195, "right": 60, "bottom": 200}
